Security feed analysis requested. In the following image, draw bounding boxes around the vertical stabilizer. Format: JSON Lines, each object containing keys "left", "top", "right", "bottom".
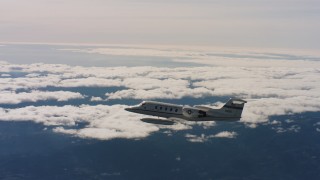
{"left": 221, "top": 98, "right": 247, "bottom": 117}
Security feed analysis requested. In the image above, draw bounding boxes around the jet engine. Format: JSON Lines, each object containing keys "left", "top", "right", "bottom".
{"left": 182, "top": 107, "right": 206, "bottom": 118}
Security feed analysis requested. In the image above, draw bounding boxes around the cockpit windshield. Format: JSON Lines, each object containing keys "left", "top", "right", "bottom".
{"left": 232, "top": 100, "right": 245, "bottom": 105}
{"left": 140, "top": 102, "right": 146, "bottom": 106}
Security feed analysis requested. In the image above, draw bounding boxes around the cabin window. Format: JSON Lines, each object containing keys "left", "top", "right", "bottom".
{"left": 160, "top": 106, "right": 162, "bottom": 110}
{"left": 175, "top": 109, "right": 178, "bottom": 112}
{"left": 170, "top": 108, "right": 173, "bottom": 111}
{"left": 165, "top": 107, "right": 167, "bottom": 111}
{"left": 155, "top": 106, "right": 158, "bottom": 109}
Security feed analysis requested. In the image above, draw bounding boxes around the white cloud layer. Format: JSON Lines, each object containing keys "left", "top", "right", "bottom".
{"left": 0, "top": 46, "right": 320, "bottom": 140}
{"left": 1, "top": 73, "right": 11, "bottom": 77}
{"left": 0, "top": 105, "right": 194, "bottom": 140}
{"left": 0, "top": 58, "right": 320, "bottom": 126}
{"left": 105, "top": 87, "right": 214, "bottom": 100}
{"left": 0, "top": 90, "right": 84, "bottom": 104}
{"left": 65, "top": 46, "right": 320, "bottom": 68}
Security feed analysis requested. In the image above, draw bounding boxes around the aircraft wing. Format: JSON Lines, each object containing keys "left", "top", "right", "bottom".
{"left": 168, "top": 117, "right": 192, "bottom": 123}
{"left": 168, "top": 117, "right": 186, "bottom": 122}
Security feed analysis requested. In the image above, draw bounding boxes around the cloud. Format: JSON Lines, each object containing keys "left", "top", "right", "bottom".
{"left": 65, "top": 46, "right": 320, "bottom": 68}
{"left": 0, "top": 74, "right": 62, "bottom": 91}
{"left": 185, "top": 134, "right": 208, "bottom": 143}
{"left": 0, "top": 46, "right": 320, "bottom": 140}
{"left": 0, "top": 104, "right": 193, "bottom": 140}
{"left": 185, "top": 131, "right": 237, "bottom": 142}
{"left": 25, "top": 73, "right": 41, "bottom": 78}
{"left": 0, "top": 59, "right": 320, "bottom": 126}
{"left": 121, "top": 77, "right": 189, "bottom": 90}
{"left": 241, "top": 97, "right": 320, "bottom": 124}
{"left": 105, "top": 87, "right": 215, "bottom": 100}
{"left": 285, "top": 119, "right": 294, "bottom": 123}
{"left": 1, "top": 73, "right": 11, "bottom": 77}
{"left": 271, "top": 125, "right": 301, "bottom": 133}
{"left": 0, "top": 90, "right": 84, "bottom": 104}
{"left": 58, "top": 77, "right": 123, "bottom": 87}
{"left": 313, "top": 122, "right": 320, "bottom": 133}
{"left": 210, "top": 131, "right": 238, "bottom": 138}
{"left": 90, "top": 96, "right": 104, "bottom": 101}
{"left": 175, "top": 156, "right": 181, "bottom": 161}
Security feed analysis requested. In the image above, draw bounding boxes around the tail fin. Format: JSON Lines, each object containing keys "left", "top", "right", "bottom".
{"left": 221, "top": 98, "right": 247, "bottom": 117}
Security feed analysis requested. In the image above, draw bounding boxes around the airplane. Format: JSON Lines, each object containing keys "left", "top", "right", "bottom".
{"left": 125, "top": 98, "right": 247, "bottom": 122}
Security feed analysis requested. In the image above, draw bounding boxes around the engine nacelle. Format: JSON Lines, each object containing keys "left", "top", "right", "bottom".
{"left": 182, "top": 107, "right": 206, "bottom": 118}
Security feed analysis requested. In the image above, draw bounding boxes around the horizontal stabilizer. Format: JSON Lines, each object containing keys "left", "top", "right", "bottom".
{"left": 194, "top": 105, "right": 213, "bottom": 111}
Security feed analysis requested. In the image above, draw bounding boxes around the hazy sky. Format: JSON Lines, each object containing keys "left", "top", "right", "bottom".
{"left": 1, "top": 0, "right": 319, "bottom": 49}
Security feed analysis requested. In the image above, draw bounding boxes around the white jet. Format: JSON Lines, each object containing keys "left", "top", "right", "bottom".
{"left": 125, "top": 98, "right": 247, "bottom": 122}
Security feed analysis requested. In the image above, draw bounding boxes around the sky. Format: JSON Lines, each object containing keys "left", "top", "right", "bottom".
{"left": 1, "top": 0, "right": 320, "bottom": 49}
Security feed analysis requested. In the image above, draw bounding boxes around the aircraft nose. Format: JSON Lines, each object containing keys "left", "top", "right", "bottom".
{"left": 125, "top": 107, "right": 131, "bottom": 112}
{"left": 125, "top": 106, "right": 140, "bottom": 113}
{"left": 125, "top": 107, "right": 135, "bottom": 112}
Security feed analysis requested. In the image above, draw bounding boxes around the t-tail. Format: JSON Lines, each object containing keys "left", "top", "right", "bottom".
{"left": 221, "top": 98, "right": 247, "bottom": 118}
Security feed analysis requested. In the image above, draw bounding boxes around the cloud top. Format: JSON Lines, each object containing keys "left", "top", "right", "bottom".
{"left": 0, "top": 46, "right": 320, "bottom": 140}
{"left": 0, "top": 90, "right": 84, "bottom": 104}
{"left": 0, "top": 104, "right": 194, "bottom": 140}
{"left": 185, "top": 131, "right": 237, "bottom": 142}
